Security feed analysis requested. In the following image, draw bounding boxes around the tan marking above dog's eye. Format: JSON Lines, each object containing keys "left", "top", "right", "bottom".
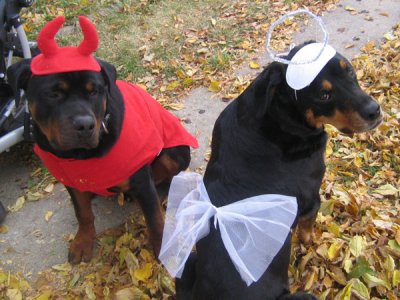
{"left": 322, "top": 80, "right": 332, "bottom": 91}
{"left": 58, "top": 80, "right": 70, "bottom": 91}
{"left": 85, "top": 82, "right": 94, "bottom": 93}
{"left": 339, "top": 60, "right": 348, "bottom": 70}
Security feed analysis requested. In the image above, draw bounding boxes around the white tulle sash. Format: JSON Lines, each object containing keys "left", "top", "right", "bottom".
{"left": 159, "top": 172, "right": 297, "bottom": 286}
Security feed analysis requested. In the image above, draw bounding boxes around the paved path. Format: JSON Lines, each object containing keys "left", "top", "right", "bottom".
{"left": 0, "top": 0, "right": 399, "bottom": 281}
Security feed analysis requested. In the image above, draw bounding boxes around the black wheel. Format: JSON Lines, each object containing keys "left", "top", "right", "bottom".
{"left": 0, "top": 201, "right": 6, "bottom": 223}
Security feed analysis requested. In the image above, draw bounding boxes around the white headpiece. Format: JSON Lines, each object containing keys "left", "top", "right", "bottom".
{"left": 159, "top": 172, "right": 297, "bottom": 286}
{"left": 266, "top": 9, "right": 336, "bottom": 90}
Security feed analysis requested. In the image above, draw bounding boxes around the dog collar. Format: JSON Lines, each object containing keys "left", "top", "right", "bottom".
{"left": 159, "top": 172, "right": 297, "bottom": 286}
{"left": 31, "top": 16, "right": 101, "bottom": 75}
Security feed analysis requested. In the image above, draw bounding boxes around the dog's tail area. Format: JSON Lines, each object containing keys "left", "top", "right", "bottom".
{"left": 175, "top": 252, "right": 197, "bottom": 300}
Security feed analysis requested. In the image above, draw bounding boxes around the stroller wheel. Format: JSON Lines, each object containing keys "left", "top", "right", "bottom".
{"left": 0, "top": 201, "right": 6, "bottom": 223}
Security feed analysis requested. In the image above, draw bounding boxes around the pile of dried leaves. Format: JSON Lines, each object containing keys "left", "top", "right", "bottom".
{"left": 1, "top": 1, "right": 399, "bottom": 300}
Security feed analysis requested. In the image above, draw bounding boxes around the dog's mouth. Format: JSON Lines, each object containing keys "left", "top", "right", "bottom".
{"left": 48, "top": 127, "right": 101, "bottom": 151}
{"left": 339, "top": 114, "right": 383, "bottom": 136}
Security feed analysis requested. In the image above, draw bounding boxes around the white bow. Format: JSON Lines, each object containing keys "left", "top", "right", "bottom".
{"left": 159, "top": 172, "right": 297, "bottom": 286}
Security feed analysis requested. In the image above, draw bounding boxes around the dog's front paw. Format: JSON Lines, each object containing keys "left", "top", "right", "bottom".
{"left": 68, "top": 227, "right": 96, "bottom": 264}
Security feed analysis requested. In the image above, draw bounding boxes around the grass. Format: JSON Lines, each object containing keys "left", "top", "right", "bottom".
{"left": 22, "top": 0, "right": 270, "bottom": 89}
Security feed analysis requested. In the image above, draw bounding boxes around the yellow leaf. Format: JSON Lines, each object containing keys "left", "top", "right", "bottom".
{"left": 362, "top": 272, "right": 390, "bottom": 289}
{"left": 325, "top": 143, "right": 333, "bottom": 157}
{"left": 139, "top": 249, "right": 152, "bottom": 262}
{"left": 327, "top": 222, "right": 341, "bottom": 237}
{"left": 351, "top": 279, "right": 370, "bottom": 300}
{"left": 349, "top": 235, "right": 366, "bottom": 257}
{"left": 9, "top": 196, "right": 25, "bottom": 212}
{"left": 353, "top": 156, "right": 362, "bottom": 168}
{"left": 0, "top": 224, "right": 8, "bottom": 234}
{"left": 34, "top": 291, "right": 52, "bottom": 300}
{"left": 168, "top": 102, "right": 185, "bottom": 111}
{"left": 52, "top": 262, "right": 72, "bottom": 272}
{"left": 134, "top": 263, "right": 153, "bottom": 282}
{"left": 238, "top": 40, "right": 252, "bottom": 50}
{"left": 328, "top": 240, "right": 343, "bottom": 261}
{"left": 85, "top": 284, "right": 96, "bottom": 300}
{"left": 166, "top": 81, "right": 180, "bottom": 91}
{"left": 44, "top": 211, "right": 53, "bottom": 222}
{"left": 115, "top": 287, "right": 150, "bottom": 300}
{"left": 175, "top": 69, "right": 186, "bottom": 79}
{"left": 393, "top": 270, "right": 400, "bottom": 287}
{"left": 384, "top": 32, "right": 396, "bottom": 41}
{"left": 396, "top": 229, "right": 400, "bottom": 245}
{"left": 337, "top": 281, "right": 353, "bottom": 300}
{"left": 6, "top": 289, "right": 22, "bottom": 300}
{"left": 208, "top": 80, "right": 221, "bottom": 92}
{"left": 373, "top": 184, "right": 399, "bottom": 196}
{"left": 249, "top": 61, "right": 260, "bottom": 69}
{"left": 44, "top": 183, "right": 54, "bottom": 193}
{"left": 304, "top": 268, "right": 317, "bottom": 290}
{"left": 345, "top": 5, "right": 356, "bottom": 11}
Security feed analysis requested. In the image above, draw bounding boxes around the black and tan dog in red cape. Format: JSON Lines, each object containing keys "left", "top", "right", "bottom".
{"left": 176, "top": 42, "right": 382, "bottom": 299}
{"left": 7, "top": 16, "right": 198, "bottom": 264}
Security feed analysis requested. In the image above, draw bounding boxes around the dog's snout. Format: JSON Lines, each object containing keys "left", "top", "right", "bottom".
{"left": 366, "top": 99, "right": 381, "bottom": 121}
{"left": 360, "top": 98, "right": 381, "bottom": 121}
{"left": 73, "top": 115, "right": 95, "bottom": 136}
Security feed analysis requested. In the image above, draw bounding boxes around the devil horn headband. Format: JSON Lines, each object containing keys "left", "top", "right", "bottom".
{"left": 31, "top": 16, "right": 101, "bottom": 75}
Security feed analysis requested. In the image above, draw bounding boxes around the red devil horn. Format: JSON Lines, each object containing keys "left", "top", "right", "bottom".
{"left": 77, "top": 16, "right": 98, "bottom": 55}
{"left": 37, "top": 16, "right": 65, "bottom": 57}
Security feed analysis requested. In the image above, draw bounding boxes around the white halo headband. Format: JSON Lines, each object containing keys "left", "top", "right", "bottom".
{"left": 266, "top": 9, "right": 329, "bottom": 65}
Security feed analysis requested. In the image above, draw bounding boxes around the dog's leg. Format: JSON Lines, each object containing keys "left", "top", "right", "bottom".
{"left": 176, "top": 252, "right": 197, "bottom": 300}
{"left": 126, "top": 165, "right": 164, "bottom": 257}
{"left": 296, "top": 212, "right": 318, "bottom": 245}
{"left": 66, "top": 187, "right": 96, "bottom": 264}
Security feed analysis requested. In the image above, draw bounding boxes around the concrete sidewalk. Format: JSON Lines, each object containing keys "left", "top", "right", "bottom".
{"left": 0, "top": 0, "right": 399, "bottom": 281}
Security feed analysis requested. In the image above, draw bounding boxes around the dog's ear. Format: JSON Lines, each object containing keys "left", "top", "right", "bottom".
{"left": 97, "top": 59, "right": 117, "bottom": 89}
{"left": 255, "top": 62, "right": 284, "bottom": 119}
{"left": 7, "top": 59, "right": 32, "bottom": 104}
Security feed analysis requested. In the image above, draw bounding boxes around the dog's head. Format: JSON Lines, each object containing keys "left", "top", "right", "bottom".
{"left": 259, "top": 42, "right": 382, "bottom": 135}
{"left": 7, "top": 59, "right": 117, "bottom": 151}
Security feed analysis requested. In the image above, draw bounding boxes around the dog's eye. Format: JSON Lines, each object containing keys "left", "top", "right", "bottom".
{"left": 320, "top": 90, "right": 331, "bottom": 101}
{"left": 88, "top": 89, "right": 100, "bottom": 97}
{"left": 49, "top": 91, "right": 63, "bottom": 100}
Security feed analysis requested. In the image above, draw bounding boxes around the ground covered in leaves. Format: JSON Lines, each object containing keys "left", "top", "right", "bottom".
{"left": 0, "top": 0, "right": 399, "bottom": 299}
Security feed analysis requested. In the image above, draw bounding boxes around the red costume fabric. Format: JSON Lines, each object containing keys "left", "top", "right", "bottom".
{"left": 34, "top": 81, "right": 198, "bottom": 196}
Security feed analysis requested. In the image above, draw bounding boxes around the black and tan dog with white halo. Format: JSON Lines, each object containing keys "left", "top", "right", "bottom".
{"left": 173, "top": 41, "right": 382, "bottom": 299}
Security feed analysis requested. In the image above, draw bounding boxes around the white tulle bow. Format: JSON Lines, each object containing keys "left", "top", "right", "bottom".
{"left": 159, "top": 172, "right": 297, "bottom": 286}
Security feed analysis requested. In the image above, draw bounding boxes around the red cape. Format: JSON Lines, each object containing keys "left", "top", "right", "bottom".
{"left": 35, "top": 81, "right": 198, "bottom": 195}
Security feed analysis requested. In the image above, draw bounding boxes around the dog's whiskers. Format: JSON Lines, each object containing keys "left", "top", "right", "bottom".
{"left": 102, "top": 113, "right": 110, "bottom": 134}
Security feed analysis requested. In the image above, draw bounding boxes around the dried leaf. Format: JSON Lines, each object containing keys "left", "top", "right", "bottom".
{"left": 0, "top": 224, "right": 8, "bottom": 234}
{"left": 249, "top": 61, "right": 260, "bottom": 69}
{"left": 351, "top": 278, "right": 370, "bottom": 300}
{"left": 8, "top": 196, "right": 25, "bottom": 212}
{"left": 6, "top": 289, "right": 22, "bottom": 300}
{"left": 134, "top": 263, "right": 153, "bottom": 282}
{"left": 344, "top": 5, "right": 356, "bottom": 11}
{"left": 349, "top": 235, "right": 366, "bottom": 257}
{"left": 373, "top": 184, "right": 398, "bottom": 196}
{"left": 208, "top": 80, "right": 221, "bottom": 92}
{"left": 362, "top": 272, "right": 390, "bottom": 289}
{"left": 44, "top": 211, "right": 53, "bottom": 222}
{"left": 44, "top": 183, "right": 54, "bottom": 193}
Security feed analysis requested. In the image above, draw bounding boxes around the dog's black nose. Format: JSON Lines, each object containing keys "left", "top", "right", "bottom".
{"left": 361, "top": 99, "right": 381, "bottom": 121}
{"left": 73, "top": 115, "right": 95, "bottom": 136}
